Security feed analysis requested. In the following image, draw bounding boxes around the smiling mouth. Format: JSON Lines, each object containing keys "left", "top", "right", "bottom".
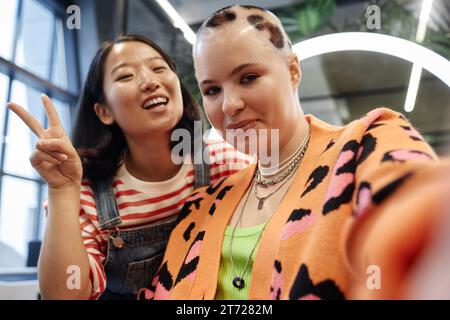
{"left": 142, "top": 97, "right": 169, "bottom": 110}
{"left": 226, "top": 119, "right": 258, "bottom": 130}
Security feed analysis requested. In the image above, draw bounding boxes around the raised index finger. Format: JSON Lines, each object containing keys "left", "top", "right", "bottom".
{"left": 7, "top": 102, "right": 46, "bottom": 138}
{"left": 41, "top": 94, "right": 63, "bottom": 128}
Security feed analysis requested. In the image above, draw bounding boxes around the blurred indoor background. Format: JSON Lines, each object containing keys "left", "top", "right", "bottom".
{"left": 0, "top": 0, "right": 449, "bottom": 277}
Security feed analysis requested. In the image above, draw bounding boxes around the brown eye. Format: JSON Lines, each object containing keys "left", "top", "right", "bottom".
{"left": 241, "top": 74, "right": 259, "bottom": 84}
{"left": 153, "top": 66, "right": 167, "bottom": 72}
{"left": 203, "top": 86, "right": 221, "bottom": 96}
{"left": 117, "top": 74, "right": 132, "bottom": 81}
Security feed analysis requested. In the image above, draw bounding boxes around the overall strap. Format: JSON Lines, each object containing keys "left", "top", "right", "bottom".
{"left": 194, "top": 139, "right": 211, "bottom": 189}
{"left": 91, "top": 179, "right": 122, "bottom": 230}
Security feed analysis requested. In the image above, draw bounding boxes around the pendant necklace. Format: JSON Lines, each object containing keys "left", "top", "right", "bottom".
{"left": 228, "top": 179, "right": 267, "bottom": 289}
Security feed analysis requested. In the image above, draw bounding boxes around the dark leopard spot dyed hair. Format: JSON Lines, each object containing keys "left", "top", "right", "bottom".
{"left": 247, "top": 14, "right": 285, "bottom": 49}
{"left": 204, "top": 8, "right": 236, "bottom": 27}
{"left": 199, "top": 5, "right": 289, "bottom": 50}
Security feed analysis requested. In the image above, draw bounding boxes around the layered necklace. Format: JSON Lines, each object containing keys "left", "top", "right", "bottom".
{"left": 254, "top": 128, "right": 310, "bottom": 210}
{"left": 228, "top": 127, "right": 311, "bottom": 289}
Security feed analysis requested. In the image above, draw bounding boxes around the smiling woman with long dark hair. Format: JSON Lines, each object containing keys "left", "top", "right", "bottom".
{"left": 7, "top": 34, "right": 251, "bottom": 299}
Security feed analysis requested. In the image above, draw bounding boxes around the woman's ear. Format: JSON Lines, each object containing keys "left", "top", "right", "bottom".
{"left": 288, "top": 53, "right": 302, "bottom": 90}
{"left": 94, "top": 102, "right": 115, "bottom": 125}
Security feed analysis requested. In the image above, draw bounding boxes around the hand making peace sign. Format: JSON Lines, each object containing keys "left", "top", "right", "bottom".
{"left": 7, "top": 94, "right": 82, "bottom": 189}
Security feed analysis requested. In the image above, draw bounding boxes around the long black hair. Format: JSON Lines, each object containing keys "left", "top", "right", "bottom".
{"left": 72, "top": 34, "right": 201, "bottom": 181}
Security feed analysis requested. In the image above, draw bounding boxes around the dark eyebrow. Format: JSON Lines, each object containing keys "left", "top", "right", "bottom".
{"left": 231, "top": 63, "right": 257, "bottom": 76}
{"left": 200, "top": 63, "right": 258, "bottom": 85}
{"left": 111, "top": 56, "right": 166, "bottom": 75}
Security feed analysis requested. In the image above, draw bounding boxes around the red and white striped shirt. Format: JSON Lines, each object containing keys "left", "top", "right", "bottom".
{"left": 78, "top": 140, "right": 253, "bottom": 299}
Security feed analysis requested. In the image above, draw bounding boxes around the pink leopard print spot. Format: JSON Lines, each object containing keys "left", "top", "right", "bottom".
{"left": 388, "top": 150, "right": 431, "bottom": 162}
{"left": 362, "top": 108, "right": 385, "bottom": 127}
{"left": 154, "top": 283, "right": 170, "bottom": 300}
{"left": 355, "top": 185, "right": 373, "bottom": 218}
{"left": 299, "top": 293, "right": 321, "bottom": 300}
{"left": 281, "top": 213, "right": 316, "bottom": 241}
{"left": 324, "top": 172, "right": 353, "bottom": 203}
{"left": 211, "top": 178, "right": 224, "bottom": 189}
{"left": 186, "top": 240, "right": 202, "bottom": 264}
{"left": 270, "top": 261, "right": 283, "bottom": 300}
{"left": 334, "top": 149, "right": 355, "bottom": 171}
{"left": 137, "top": 287, "right": 154, "bottom": 300}
{"left": 187, "top": 192, "right": 204, "bottom": 202}
{"left": 323, "top": 148, "right": 356, "bottom": 204}
{"left": 357, "top": 146, "right": 364, "bottom": 162}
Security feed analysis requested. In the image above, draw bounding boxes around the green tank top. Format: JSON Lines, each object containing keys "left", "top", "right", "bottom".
{"left": 215, "top": 223, "right": 266, "bottom": 300}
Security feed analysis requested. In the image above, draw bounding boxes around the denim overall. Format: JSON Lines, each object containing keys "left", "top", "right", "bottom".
{"left": 94, "top": 152, "right": 210, "bottom": 300}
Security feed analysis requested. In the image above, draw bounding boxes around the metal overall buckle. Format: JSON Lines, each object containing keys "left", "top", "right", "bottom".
{"left": 109, "top": 226, "right": 125, "bottom": 249}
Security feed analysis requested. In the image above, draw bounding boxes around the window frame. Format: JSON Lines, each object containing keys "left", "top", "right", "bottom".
{"left": 0, "top": 0, "right": 80, "bottom": 244}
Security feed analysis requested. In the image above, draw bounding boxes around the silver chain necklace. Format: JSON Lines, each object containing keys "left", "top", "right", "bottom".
{"left": 228, "top": 179, "right": 268, "bottom": 290}
{"left": 254, "top": 164, "right": 297, "bottom": 210}
{"left": 254, "top": 130, "right": 310, "bottom": 210}
{"left": 255, "top": 129, "right": 310, "bottom": 187}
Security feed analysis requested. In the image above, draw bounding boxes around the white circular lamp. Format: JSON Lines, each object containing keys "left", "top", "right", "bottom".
{"left": 292, "top": 32, "right": 450, "bottom": 87}
{"left": 209, "top": 32, "right": 450, "bottom": 140}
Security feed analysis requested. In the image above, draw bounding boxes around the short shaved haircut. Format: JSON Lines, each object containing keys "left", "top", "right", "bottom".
{"left": 197, "top": 5, "right": 292, "bottom": 54}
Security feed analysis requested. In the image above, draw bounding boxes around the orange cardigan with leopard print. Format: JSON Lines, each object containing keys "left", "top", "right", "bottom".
{"left": 150, "top": 107, "right": 450, "bottom": 300}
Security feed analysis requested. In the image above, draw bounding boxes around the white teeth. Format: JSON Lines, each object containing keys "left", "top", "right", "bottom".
{"left": 143, "top": 97, "right": 168, "bottom": 109}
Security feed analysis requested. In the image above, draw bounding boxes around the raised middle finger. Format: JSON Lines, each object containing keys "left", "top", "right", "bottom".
{"left": 41, "top": 94, "right": 64, "bottom": 129}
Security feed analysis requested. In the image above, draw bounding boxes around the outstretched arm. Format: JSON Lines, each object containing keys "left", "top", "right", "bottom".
{"left": 343, "top": 109, "right": 450, "bottom": 299}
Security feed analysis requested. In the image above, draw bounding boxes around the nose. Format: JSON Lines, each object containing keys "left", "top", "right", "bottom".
{"left": 222, "top": 89, "right": 245, "bottom": 116}
{"left": 139, "top": 71, "right": 159, "bottom": 92}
